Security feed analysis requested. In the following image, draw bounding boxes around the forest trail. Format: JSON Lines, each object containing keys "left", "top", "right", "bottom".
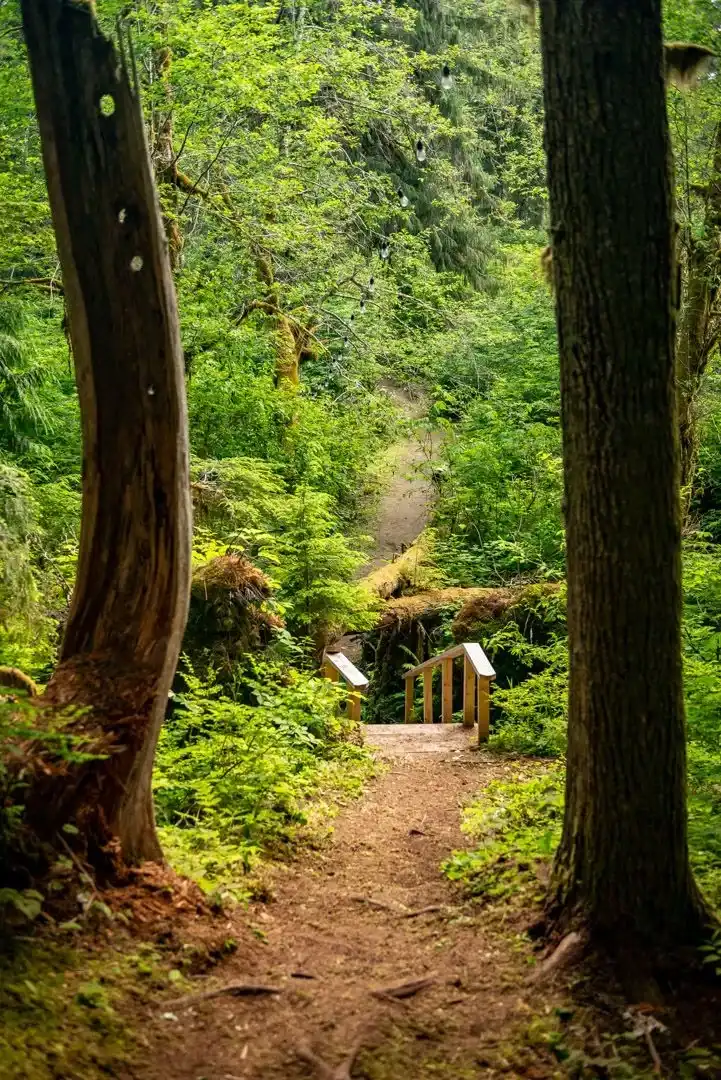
{"left": 360, "top": 381, "right": 442, "bottom": 575}
{"left": 130, "top": 736, "right": 546, "bottom": 1080}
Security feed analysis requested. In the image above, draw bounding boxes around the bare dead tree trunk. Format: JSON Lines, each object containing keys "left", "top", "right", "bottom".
{"left": 538, "top": 0, "right": 709, "bottom": 948}
{"left": 20, "top": 0, "right": 191, "bottom": 866}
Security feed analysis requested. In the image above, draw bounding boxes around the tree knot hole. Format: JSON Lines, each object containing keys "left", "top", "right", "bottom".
{"left": 130, "top": 255, "right": 144, "bottom": 272}
{"left": 99, "top": 94, "right": 116, "bottom": 117}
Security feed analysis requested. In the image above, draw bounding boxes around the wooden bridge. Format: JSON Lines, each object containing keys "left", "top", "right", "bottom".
{"left": 322, "top": 642, "right": 496, "bottom": 752}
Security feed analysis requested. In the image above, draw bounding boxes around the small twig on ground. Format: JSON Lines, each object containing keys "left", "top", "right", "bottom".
{"left": 349, "top": 894, "right": 408, "bottom": 914}
{"left": 371, "top": 974, "right": 437, "bottom": 1000}
{"left": 623, "top": 1007, "right": 667, "bottom": 1075}
{"left": 401, "top": 905, "right": 444, "bottom": 919}
{"left": 350, "top": 895, "right": 442, "bottom": 919}
{"left": 645, "top": 1029, "right": 663, "bottom": 1074}
{"left": 163, "top": 981, "right": 282, "bottom": 1010}
{"left": 56, "top": 831, "right": 95, "bottom": 887}
{"left": 296, "top": 1032, "right": 367, "bottom": 1080}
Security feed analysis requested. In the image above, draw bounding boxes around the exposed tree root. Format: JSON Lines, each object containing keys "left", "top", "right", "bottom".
{"left": 527, "top": 931, "right": 586, "bottom": 985}
{"left": 296, "top": 1032, "right": 368, "bottom": 1080}
{"left": 163, "top": 981, "right": 282, "bottom": 1010}
{"left": 350, "top": 895, "right": 443, "bottom": 919}
{"left": 370, "top": 974, "right": 437, "bottom": 999}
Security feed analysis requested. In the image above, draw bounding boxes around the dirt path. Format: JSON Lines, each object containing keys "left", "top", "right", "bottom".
{"left": 131, "top": 735, "right": 542, "bottom": 1080}
{"left": 360, "top": 381, "right": 442, "bottom": 575}
{"left": 363, "top": 432, "right": 442, "bottom": 574}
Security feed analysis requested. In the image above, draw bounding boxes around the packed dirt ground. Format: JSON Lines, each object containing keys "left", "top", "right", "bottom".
{"left": 123, "top": 729, "right": 558, "bottom": 1080}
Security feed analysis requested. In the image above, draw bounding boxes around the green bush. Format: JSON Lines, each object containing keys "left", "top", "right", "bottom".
{"left": 445, "top": 544, "right": 721, "bottom": 909}
{"left": 154, "top": 662, "right": 374, "bottom": 891}
{"left": 443, "top": 766, "right": 564, "bottom": 902}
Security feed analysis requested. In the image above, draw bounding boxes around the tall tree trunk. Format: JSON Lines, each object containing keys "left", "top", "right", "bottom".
{"left": 20, "top": 0, "right": 191, "bottom": 866}
{"left": 254, "top": 249, "right": 312, "bottom": 387}
{"left": 677, "top": 121, "right": 721, "bottom": 516}
{"left": 538, "top": 0, "right": 708, "bottom": 947}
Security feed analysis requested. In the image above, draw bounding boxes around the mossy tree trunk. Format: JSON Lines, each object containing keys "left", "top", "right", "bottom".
{"left": 20, "top": 0, "right": 191, "bottom": 866}
{"left": 538, "top": 0, "right": 709, "bottom": 947}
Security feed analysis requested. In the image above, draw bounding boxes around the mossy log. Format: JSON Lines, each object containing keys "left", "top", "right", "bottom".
{"left": 0, "top": 666, "right": 40, "bottom": 698}
{"left": 359, "top": 535, "right": 434, "bottom": 600}
{"left": 363, "top": 582, "right": 563, "bottom": 723}
{"left": 183, "top": 554, "right": 283, "bottom": 682}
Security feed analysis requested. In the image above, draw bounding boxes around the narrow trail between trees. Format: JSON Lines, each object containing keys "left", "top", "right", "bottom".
{"left": 124, "top": 395, "right": 551, "bottom": 1080}
{"left": 129, "top": 733, "right": 547, "bottom": 1080}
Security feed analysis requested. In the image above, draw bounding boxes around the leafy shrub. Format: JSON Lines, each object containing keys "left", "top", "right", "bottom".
{"left": 431, "top": 246, "right": 564, "bottom": 587}
{"left": 0, "top": 461, "right": 75, "bottom": 671}
{"left": 445, "top": 544, "right": 721, "bottom": 908}
{"left": 0, "top": 691, "right": 104, "bottom": 930}
{"left": 154, "top": 662, "right": 373, "bottom": 890}
{"left": 190, "top": 460, "right": 377, "bottom": 645}
{"left": 443, "top": 766, "right": 564, "bottom": 902}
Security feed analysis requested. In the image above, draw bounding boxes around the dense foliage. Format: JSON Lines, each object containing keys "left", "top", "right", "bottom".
{"left": 2, "top": 0, "right": 721, "bottom": 910}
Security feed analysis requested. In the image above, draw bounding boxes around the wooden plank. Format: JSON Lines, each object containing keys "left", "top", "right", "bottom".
{"left": 404, "top": 644, "right": 465, "bottom": 679}
{"left": 462, "top": 656, "right": 475, "bottom": 728}
{"left": 423, "top": 668, "right": 434, "bottom": 724}
{"left": 463, "top": 642, "right": 496, "bottom": 680}
{"left": 477, "top": 676, "right": 490, "bottom": 743}
{"left": 323, "top": 651, "right": 369, "bottom": 689}
{"left": 404, "top": 675, "right": 415, "bottom": 723}
{"left": 405, "top": 642, "right": 496, "bottom": 681}
{"left": 441, "top": 657, "right": 453, "bottom": 723}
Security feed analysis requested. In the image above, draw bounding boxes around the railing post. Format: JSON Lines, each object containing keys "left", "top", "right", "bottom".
{"left": 463, "top": 655, "right": 475, "bottom": 728}
{"left": 323, "top": 660, "right": 340, "bottom": 682}
{"left": 323, "top": 652, "right": 368, "bottom": 725}
{"left": 423, "top": 667, "right": 434, "bottom": 724}
{"left": 404, "top": 674, "right": 415, "bottom": 723}
{"left": 477, "top": 676, "right": 490, "bottom": 743}
{"left": 441, "top": 657, "right": 453, "bottom": 723}
{"left": 349, "top": 690, "right": 362, "bottom": 725}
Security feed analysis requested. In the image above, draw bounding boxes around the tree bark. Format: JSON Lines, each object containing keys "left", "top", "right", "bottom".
{"left": 676, "top": 121, "right": 721, "bottom": 515}
{"left": 538, "top": 0, "right": 709, "bottom": 947}
{"left": 20, "top": 0, "right": 191, "bottom": 866}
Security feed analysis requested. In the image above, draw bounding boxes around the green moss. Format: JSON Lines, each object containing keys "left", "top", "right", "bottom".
{"left": 0, "top": 940, "right": 136, "bottom": 1079}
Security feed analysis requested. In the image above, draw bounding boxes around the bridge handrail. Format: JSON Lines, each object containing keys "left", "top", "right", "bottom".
{"left": 404, "top": 642, "right": 495, "bottom": 681}
{"left": 323, "top": 650, "right": 369, "bottom": 690}
{"left": 403, "top": 641, "right": 495, "bottom": 743}
{"left": 322, "top": 651, "right": 369, "bottom": 723}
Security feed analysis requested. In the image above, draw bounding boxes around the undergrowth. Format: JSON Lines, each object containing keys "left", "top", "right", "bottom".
{"left": 443, "top": 765, "right": 564, "bottom": 904}
{"left": 446, "top": 545, "right": 721, "bottom": 910}
{"left": 154, "top": 660, "right": 376, "bottom": 897}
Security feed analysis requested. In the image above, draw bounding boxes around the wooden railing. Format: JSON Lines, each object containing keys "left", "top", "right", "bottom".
{"left": 403, "top": 642, "right": 496, "bottom": 743}
{"left": 322, "top": 651, "right": 369, "bottom": 723}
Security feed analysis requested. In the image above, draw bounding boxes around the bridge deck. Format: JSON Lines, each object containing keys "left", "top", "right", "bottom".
{"left": 364, "top": 723, "right": 481, "bottom": 760}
